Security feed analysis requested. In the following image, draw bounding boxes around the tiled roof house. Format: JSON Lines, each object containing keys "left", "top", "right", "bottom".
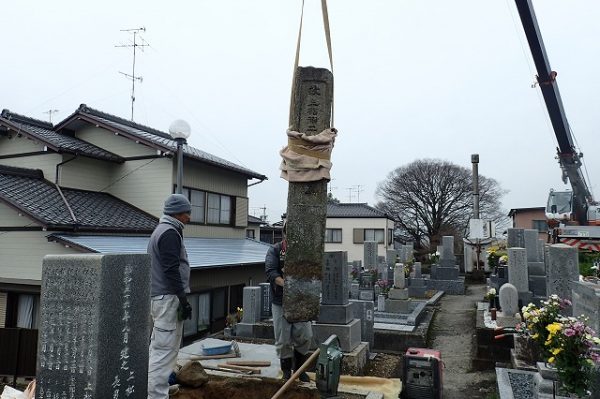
{"left": 0, "top": 105, "right": 269, "bottom": 338}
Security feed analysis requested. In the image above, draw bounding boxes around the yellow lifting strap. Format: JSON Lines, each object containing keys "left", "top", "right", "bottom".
{"left": 290, "top": 0, "right": 335, "bottom": 127}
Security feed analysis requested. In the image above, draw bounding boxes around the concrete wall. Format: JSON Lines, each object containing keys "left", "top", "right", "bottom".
{"left": 0, "top": 231, "right": 77, "bottom": 281}
{"left": 325, "top": 217, "right": 395, "bottom": 262}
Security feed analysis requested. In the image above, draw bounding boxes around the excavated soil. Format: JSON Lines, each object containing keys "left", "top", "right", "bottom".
{"left": 176, "top": 378, "right": 319, "bottom": 399}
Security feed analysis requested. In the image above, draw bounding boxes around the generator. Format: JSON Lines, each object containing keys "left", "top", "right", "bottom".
{"left": 401, "top": 348, "right": 443, "bottom": 399}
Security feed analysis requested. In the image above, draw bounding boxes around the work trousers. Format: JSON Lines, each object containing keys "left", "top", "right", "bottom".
{"left": 148, "top": 294, "right": 183, "bottom": 399}
{"left": 271, "top": 303, "right": 313, "bottom": 359}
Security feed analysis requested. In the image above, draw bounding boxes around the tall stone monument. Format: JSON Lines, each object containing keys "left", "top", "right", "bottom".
{"left": 385, "top": 263, "right": 410, "bottom": 313}
{"left": 428, "top": 235, "right": 465, "bottom": 294}
{"left": 235, "top": 286, "right": 264, "bottom": 338}
{"left": 313, "top": 252, "right": 361, "bottom": 352}
{"left": 363, "top": 241, "right": 378, "bottom": 270}
{"left": 508, "top": 247, "right": 531, "bottom": 304}
{"left": 546, "top": 244, "right": 579, "bottom": 315}
{"left": 283, "top": 66, "right": 333, "bottom": 322}
{"left": 507, "top": 228, "right": 525, "bottom": 248}
{"left": 37, "top": 254, "right": 150, "bottom": 399}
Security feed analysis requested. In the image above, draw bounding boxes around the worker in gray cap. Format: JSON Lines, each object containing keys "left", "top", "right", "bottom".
{"left": 147, "top": 193, "right": 192, "bottom": 398}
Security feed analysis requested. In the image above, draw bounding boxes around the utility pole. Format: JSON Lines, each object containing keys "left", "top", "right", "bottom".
{"left": 116, "top": 27, "right": 149, "bottom": 121}
{"left": 43, "top": 109, "right": 59, "bottom": 124}
{"left": 284, "top": 67, "right": 333, "bottom": 322}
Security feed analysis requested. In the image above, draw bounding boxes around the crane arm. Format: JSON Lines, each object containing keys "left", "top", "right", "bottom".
{"left": 514, "top": 0, "right": 594, "bottom": 211}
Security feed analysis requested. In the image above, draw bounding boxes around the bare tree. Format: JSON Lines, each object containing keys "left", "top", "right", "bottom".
{"left": 376, "top": 159, "right": 507, "bottom": 250}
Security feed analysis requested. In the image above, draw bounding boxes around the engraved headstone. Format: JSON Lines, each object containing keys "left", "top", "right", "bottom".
{"left": 413, "top": 262, "right": 422, "bottom": 278}
{"left": 440, "top": 236, "right": 455, "bottom": 267}
{"left": 572, "top": 281, "right": 600, "bottom": 333}
{"left": 537, "top": 240, "right": 545, "bottom": 263}
{"left": 546, "top": 244, "right": 579, "bottom": 314}
{"left": 508, "top": 248, "right": 529, "bottom": 293}
{"left": 364, "top": 241, "right": 378, "bottom": 270}
{"left": 241, "top": 286, "right": 262, "bottom": 324}
{"left": 349, "top": 299, "right": 374, "bottom": 348}
{"left": 350, "top": 282, "right": 359, "bottom": 299}
{"left": 359, "top": 271, "right": 374, "bottom": 289}
{"left": 524, "top": 229, "right": 540, "bottom": 262}
{"left": 377, "top": 294, "right": 386, "bottom": 311}
{"left": 322, "top": 252, "right": 349, "bottom": 305}
{"left": 386, "top": 250, "right": 400, "bottom": 266}
{"left": 377, "top": 261, "right": 388, "bottom": 280}
{"left": 499, "top": 283, "right": 519, "bottom": 317}
{"left": 259, "top": 282, "right": 272, "bottom": 319}
{"left": 507, "top": 228, "right": 525, "bottom": 248}
{"left": 393, "top": 263, "right": 406, "bottom": 289}
{"left": 37, "top": 254, "right": 150, "bottom": 399}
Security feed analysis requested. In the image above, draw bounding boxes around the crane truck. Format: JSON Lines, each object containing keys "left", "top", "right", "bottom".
{"left": 514, "top": 0, "right": 600, "bottom": 251}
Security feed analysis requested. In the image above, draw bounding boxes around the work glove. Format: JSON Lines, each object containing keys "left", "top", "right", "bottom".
{"left": 178, "top": 295, "right": 192, "bottom": 321}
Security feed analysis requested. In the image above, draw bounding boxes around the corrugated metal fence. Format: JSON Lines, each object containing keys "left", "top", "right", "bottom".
{"left": 0, "top": 328, "right": 37, "bottom": 384}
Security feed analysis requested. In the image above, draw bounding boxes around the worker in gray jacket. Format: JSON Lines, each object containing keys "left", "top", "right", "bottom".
{"left": 147, "top": 194, "right": 193, "bottom": 399}
{"left": 265, "top": 222, "right": 312, "bottom": 381}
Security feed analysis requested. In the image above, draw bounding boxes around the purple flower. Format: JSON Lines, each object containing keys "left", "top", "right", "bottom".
{"left": 564, "top": 328, "right": 575, "bottom": 337}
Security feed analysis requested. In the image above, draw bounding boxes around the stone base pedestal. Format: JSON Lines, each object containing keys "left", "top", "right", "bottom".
{"left": 528, "top": 276, "right": 546, "bottom": 297}
{"left": 388, "top": 288, "right": 408, "bottom": 300}
{"left": 340, "top": 342, "right": 369, "bottom": 376}
{"left": 432, "top": 266, "right": 459, "bottom": 280}
{"left": 312, "top": 318, "right": 361, "bottom": 352}
{"left": 528, "top": 262, "right": 545, "bottom": 276}
{"left": 385, "top": 299, "right": 411, "bottom": 313}
{"left": 427, "top": 278, "right": 465, "bottom": 295}
{"left": 318, "top": 303, "right": 354, "bottom": 324}
{"left": 358, "top": 289, "right": 374, "bottom": 301}
{"left": 518, "top": 291, "right": 533, "bottom": 307}
{"left": 235, "top": 322, "right": 262, "bottom": 338}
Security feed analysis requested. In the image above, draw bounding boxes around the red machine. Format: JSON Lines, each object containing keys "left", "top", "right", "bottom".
{"left": 401, "top": 348, "right": 443, "bottom": 399}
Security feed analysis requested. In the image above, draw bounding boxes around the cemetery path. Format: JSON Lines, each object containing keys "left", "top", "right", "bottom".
{"left": 430, "top": 283, "right": 497, "bottom": 399}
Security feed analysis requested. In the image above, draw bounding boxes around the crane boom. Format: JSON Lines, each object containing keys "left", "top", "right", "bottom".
{"left": 514, "top": 0, "right": 594, "bottom": 220}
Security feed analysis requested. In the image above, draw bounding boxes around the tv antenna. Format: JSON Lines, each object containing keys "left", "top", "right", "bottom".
{"left": 353, "top": 184, "right": 364, "bottom": 202}
{"left": 116, "top": 27, "right": 149, "bottom": 121}
{"left": 43, "top": 109, "right": 59, "bottom": 123}
{"left": 346, "top": 187, "right": 354, "bottom": 203}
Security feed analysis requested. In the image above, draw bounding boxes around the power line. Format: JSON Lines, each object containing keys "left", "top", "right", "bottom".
{"left": 116, "top": 27, "right": 149, "bottom": 121}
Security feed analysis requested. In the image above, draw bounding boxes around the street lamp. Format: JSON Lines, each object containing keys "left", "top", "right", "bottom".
{"left": 169, "top": 119, "right": 191, "bottom": 194}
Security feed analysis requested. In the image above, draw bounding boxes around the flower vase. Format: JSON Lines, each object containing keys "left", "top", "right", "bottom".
{"left": 489, "top": 298, "right": 495, "bottom": 310}
{"left": 494, "top": 296, "right": 501, "bottom": 311}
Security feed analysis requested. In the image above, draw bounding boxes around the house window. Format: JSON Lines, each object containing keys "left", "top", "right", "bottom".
{"left": 190, "top": 189, "right": 206, "bottom": 223}
{"left": 532, "top": 220, "right": 548, "bottom": 233}
{"left": 246, "top": 229, "right": 256, "bottom": 239}
{"left": 208, "top": 193, "right": 232, "bottom": 225}
{"left": 325, "top": 228, "right": 342, "bottom": 243}
{"left": 388, "top": 228, "right": 393, "bottom": 245}
{"left": 353, "top": 228, "right": 385, "bottom": 244}
{"left": 183, "top": 292, "right": 210, "bottom": 337}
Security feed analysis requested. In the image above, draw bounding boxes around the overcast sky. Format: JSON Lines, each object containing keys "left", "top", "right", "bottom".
{"left": 2, "top": 1, "right": 599, "bottom": 223}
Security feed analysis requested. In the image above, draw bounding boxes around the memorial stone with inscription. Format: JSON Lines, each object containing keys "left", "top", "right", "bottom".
{"left": 364, "top": 241, "right": 378, "bottom": 270}
{"left": 259, "top": 282, "right": 272, "bottom": 319}
{"left": 507, "top": 228, "right": 525, "bottom": 248}
{"left": 546, "top": 244, "right": 579, "bottom": 315}
{"left": 37, "top": 254, "right": 150, "bottom": 399}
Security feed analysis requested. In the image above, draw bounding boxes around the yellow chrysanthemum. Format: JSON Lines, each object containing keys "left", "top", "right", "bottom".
{"left": 551, "top": 348, "right": 562, "bottom": 355}
{"left": 547, "top": 356, "right": 555, "bottom": 363}
{"left": 531, "top": 333, "right": 539, "bottom": 339}
{"left": 546, "top": 323, "right": 562, "bottom": 335}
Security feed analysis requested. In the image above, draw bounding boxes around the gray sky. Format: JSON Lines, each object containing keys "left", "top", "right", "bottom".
{"left": 2, "top": 1, "right": 600, "bottom": 223}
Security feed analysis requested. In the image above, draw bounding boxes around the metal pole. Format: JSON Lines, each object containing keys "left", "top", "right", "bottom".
{"left": 471, "top": 154, "right": 480, "bottom": 219}
{"left": 176, "top": 138, "right": 185, "bottom": 194}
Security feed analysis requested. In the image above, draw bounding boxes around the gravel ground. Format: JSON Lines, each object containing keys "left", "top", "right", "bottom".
{"left": 429, "top": 283, "right": 498, "bottom": 399}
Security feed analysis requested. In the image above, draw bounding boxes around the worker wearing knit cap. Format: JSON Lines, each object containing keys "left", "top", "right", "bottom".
{"left": 147, "top": 194, "right": 193, "bottom": 398}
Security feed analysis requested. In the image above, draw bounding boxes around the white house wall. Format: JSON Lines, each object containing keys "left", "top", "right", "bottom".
{"left": 0, "top": 152, "right": 61, "bottom": 183}
{"left": 181, "top": 160, "right": 248, "bottom": 198}
{"left": 0, "top": 134, "right": 45, "bottom": 156}
{"left": 0, "top": 202, "right": 36, "bottom": 227}
{"left": 325, "top": 217, "right": 395, "bottom": 262}
{"left": 75, "top": 126, "right": 157, "bottom": 158}
{"left": 0, "top": 231, "right": 77, "bottom": 282}
{"left": 107, "top": 158, "right": 172, "bottom": 217}
{"left": 59, "top": 156, "right": 113, "bottom": 191}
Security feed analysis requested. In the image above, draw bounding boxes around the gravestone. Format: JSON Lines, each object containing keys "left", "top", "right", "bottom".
{"left": 259, "top": 282, "right": 272, "bottom": 319}
{"left": 241, "top": 286, "right": 262, "bottom": 324}
{"left": 318, "top": 252, "right": 353, "bottom": 324}
{"left": 546, "top": 244, "right": 579, "bottom": 314}
{"left": 572, "top": 281, "right": 600, "bottom": 334}
{"left": 349, "top": 299, "right": 374, "bottom": 349}
{"left": 524, "top": 229, "right": 540, "bottom": 262}
{"left": 358, "top": 270, "right": 375, "bottom": 301}
{"left": 377, "top": 295, "right": 386, "bottom": 311}
{"left": 537, "top": 239, "right": 545, "bottom": 263}
{"left": 363, "top": 241, "right": 378, "bottom": 270}
{"left": 283, "top": 66, "right": 333, "bottom": 322}
{"left": 507, "top": 228, "right": 525, "bottom": 248}
{"left": 499, "top": 283, "right": 519, "bottom": 317}
{"left": 313, "top": 253, "right": 362, "bottom": 352}
{"left": 413, "top": 262, "right": 422, "bottom": 278}
{"left": 350, "top": 283, "right": 359, "bottom": 300}
{"left": 508, "top": 248, "right": 529, "bottom": 293}
{"left": 37, "top": 254, "right": 150, "bottom": 399}
{"left": 377, "top": 260, "right": 388, "bottom": 281}
{"left": 393, "top": 263, "right": 406, "bottom": 289}
{"left": 440, "top": 236, "right": 455, "bottom": 267}
{"left": 386, "top": 250, "right": 400, "bottom": 266}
